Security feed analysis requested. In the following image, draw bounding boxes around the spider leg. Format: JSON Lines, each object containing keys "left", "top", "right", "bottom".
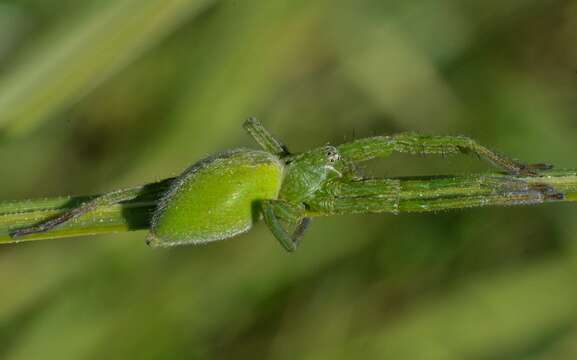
{"left": 9, "top": 185, "right": 153, "bottom": 238}
{"left": 243, "top": 117, "right": 290, "bottom": 157}
{"left": 261, "top": 200, "right": 308, "bottom": 252}
{"left": 308, "top": 175, "right": 563, "bottom": 216}
{"left": 311, "top": 187, "right": 524, "bottom": 215}
{"left": 308, "top": 179, "right": 401, "bottom": 216}
{"left": 337, "top": 133, "right": 553, "bottom": 176}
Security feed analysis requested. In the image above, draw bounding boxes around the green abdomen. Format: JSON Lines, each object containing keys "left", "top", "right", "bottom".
{"left": 148, "top": 149, "right": 284, "bottom": 247}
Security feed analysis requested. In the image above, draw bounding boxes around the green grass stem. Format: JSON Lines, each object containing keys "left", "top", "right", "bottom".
{"left": 2, "top": 170, "right": 577, "bottom": 245}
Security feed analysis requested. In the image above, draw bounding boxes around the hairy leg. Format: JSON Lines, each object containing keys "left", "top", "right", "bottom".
{"left": 261, "top": 200, "right": 309, "bottom": 252}
{"left": 243, "top": 117, "right": 290, "bottom": 157}
{"left": 337, "top": 133, "right": 552, "bottom": 175}
{"left": 308, "top": 176, "right": 563, "bottom": 216}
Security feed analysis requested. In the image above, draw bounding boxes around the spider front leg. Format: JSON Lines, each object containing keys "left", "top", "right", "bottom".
{"left": 307, "top": 175, "right": 563, "bottom": 216}
{"left": 260, "top": 200, "right": 310, "bottom": 252}
{"left": 337, "top": 133, "right": 553, "bottom": 176}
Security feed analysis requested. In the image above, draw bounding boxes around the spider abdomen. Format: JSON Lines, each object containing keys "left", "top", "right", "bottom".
{"left": 147, "top": 149, "right": 284, "bottom": 247}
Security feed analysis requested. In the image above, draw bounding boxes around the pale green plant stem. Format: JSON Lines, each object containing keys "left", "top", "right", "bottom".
{"left": 1, "top": 170, "right": 576, "bottom": 244}
{"left": 0, "top": 179, "right": 172, "bottom": 243}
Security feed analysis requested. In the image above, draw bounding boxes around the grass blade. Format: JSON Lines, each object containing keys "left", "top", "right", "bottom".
{"left": 0, "top": 0, "right": 213, "bottom": 136}
{"left": 2, "top": 170, "right": 577, "bottom": 245}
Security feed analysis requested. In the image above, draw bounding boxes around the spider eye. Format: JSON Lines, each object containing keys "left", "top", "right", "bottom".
{"left": 324, "top": 146, "right": 341, "bottom": 163}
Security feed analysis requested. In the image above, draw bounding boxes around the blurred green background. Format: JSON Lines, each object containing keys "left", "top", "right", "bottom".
{"left": 1, "top": 0, "right": 577, "bottom": 359}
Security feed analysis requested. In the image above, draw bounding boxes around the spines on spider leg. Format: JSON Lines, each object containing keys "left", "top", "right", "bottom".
{"left": 337, "top": 133, "right": 553, "bottom": 175}
{"left": 398, "top": 175, "right": 565, "bottom": 212}
{"left": 398, "top": 192, "right": 543, "bottom": 213}
{"left": 398, "top": 174, "right": 537, "bottom": 199}
{"left": 337, "top": 137, "right": 394, "bottom": 162}
{"left": 306, "top": 173, "right": 567, "bottom": 216}
{"left": 243, "top": 117, "right": 289, "bottom": 157}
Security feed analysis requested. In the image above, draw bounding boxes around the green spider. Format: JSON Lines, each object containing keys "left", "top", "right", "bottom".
{"left": 11, "top": 119, "right": 557, "bottom": 252}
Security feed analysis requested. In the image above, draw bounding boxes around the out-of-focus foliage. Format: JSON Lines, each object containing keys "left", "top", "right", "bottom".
{"left": 0, "top": 0, "right": 576, "bottom": 359}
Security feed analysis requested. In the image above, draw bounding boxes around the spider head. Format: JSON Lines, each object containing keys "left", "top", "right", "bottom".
{"left": 279, "top": 145, "right": 350, "bottom": 202}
